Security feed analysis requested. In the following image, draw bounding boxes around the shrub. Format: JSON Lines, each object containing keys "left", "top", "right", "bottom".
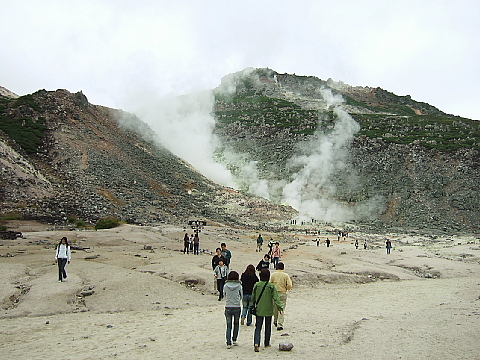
{"left": 95, "top": 216, "right": 120, "bottom": 230}
{"left": 1, "top": 211, "right": 24, "bottom": 220}
{"left": 75, "top": 220, "right": 86, "bottom": 228}
{"left": 0, "top": 225, "right": 7, "bottom": 231}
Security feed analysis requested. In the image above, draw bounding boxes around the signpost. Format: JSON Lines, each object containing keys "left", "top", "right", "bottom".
{"left": 188, "top": 220, "right": 207, "bottom": 234}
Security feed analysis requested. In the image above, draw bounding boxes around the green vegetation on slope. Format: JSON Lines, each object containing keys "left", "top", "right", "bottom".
{"left": 0, "top": 95, "right": 47, "bottom": 154}
{"left": 353, "top": 113, "right": 479, "bottom": 151}
{"left": 214, "top": 91, "right": 479, "bottom": 152}
{"left": 214, "top": 94, "right": 318, "bottom": 134}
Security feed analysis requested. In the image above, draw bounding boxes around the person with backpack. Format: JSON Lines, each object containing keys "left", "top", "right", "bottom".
{"left": 55, "top": 237, "right": 71, "bottom": 282}
{"left": 256, "top": 234, "right": 264, "bottom": 252}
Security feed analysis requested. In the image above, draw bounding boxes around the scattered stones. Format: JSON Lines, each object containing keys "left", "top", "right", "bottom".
{"left": 0, "top": 231, "right": 23, "bottom": 240}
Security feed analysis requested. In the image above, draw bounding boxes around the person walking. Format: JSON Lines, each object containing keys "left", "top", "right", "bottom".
{"left": 267, "top": 239, "right": 274, "bottom": 255}
{"left": 240, "top": 264, "right": 259, "bottom": 326}
{"left": 256, "top": 254, "right": 270, "bottom": 272}
{"left": 271, "top": 242, "right": 281, "bottom": 270}
{"left": 256, "top": 234, "right": 264, "bottom": 252}
{"left": 214, "top": 260, "right": 229, "bottom": 301}
{"left": 364, "top": 240, "right": 367, "bottom": 250}
{"left": 326, "top": 238, "right": 331, "bottom": 247}
{"left": 251, "top": 269, "right": 283, "bottom": 352}
{"left": 270, "top": 262, "right": 293, "bottom": 331}
{"left": 221, "top": 243, "right": 232, "bottom": 268}
{"left": 55, "top": 237, "right": 71, "bottom": 282}
{"left": 355, "top": 239, "right": 359, "bottom": 249}
{"left": 193, "top": 233, "right": 200, "bottom": 255}
{"left": 223, "top": 271, "right": 243, "bottom": 349}
{"left": 212, "top": 248, "right": 226, "bottom": 292}
{"left": 386, "top": 239, "right": 392, "bottom": 254}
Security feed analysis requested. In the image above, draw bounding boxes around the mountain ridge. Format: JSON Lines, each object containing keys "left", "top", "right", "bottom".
{"left": 1, "top": 68, "right": 479, "bottom": 231}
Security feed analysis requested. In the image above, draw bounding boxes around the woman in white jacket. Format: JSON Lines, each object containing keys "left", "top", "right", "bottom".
{"left": 55, "top": 237, "right": 71, "bottom": 282}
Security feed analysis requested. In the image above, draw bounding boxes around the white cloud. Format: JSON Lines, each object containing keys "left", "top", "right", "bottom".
{"left": 0, "top": 0, "right": 478, "bottom": 138}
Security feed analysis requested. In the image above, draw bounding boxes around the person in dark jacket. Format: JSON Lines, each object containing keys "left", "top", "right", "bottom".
{"left": 386, "top": 239, "right": 392, "bottom": 254}
{"left": 221, "top": 243, "right": 232, "bottom": 268}
{"left": 240, "top": 264, "right": 259, "bottom": 326}
{"left": 256, "top": 254, "right": 270, "bottom": 271}
{"left": 193, "top": 233, "right": 200, "bottom": 255}
{"left": 212, "top": 248, "right": 226, "bottom": 270}
{"left": 183, "top": 233, "right": 190, "bottom": 254}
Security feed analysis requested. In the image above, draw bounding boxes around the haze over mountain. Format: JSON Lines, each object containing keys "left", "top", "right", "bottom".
{"left": 0, "top": 69, "right": 478, "bottom": 232}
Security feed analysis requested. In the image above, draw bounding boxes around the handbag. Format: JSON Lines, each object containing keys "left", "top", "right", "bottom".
{"left": 250, "top": 281, "right": 268, "bottom": 316}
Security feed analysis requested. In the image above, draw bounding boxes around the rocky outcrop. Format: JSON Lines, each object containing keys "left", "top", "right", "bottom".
{"left": 0, "top": 88, "right": 295, "bottom": 227}
{"left": 212, "top": 68, "right": 480, "bottom": 231}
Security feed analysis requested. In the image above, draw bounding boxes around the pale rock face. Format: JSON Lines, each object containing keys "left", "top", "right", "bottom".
{"left": 0, "top": 86, "right": 19, "bottom": 99}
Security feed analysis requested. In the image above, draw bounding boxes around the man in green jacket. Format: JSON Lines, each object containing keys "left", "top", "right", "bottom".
{"left": 251, "top": 269, "right": 283, "bottom": 352}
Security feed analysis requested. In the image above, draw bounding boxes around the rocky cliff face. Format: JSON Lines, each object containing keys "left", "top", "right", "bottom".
{"left": 212, "top": 68, "right": 480, "bottom": 231}
{"left": 0, "top": 88, "right": 295, "bottom": 228}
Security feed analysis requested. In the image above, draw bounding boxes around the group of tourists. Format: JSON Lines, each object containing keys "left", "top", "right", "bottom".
{"left": 212, "top": 240, "right": 293, "bottom": 352}
{"left": 183, "top": 232, "right": 200, "bottom": 255}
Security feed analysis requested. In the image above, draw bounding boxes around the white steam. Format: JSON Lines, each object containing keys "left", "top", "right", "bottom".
{"left": 122, "top": 82, "right": 384, "bottom": 223}
{"left": 125, "top": 90, "right": 236, "bottom": 188}
{"left": 280, "top": 89, "right": 361, "bottom": 222}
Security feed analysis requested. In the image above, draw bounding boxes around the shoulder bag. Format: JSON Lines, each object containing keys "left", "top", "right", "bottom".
{"left": 250, "top": 281, "right": 268, "bottom": 316}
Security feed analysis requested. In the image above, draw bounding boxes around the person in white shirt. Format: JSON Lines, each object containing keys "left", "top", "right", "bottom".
{"left": 55, "top": 237, "right": 71, "bottom": 282}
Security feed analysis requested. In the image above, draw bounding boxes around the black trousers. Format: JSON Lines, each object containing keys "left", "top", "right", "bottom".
{"left": 58, "top": 258, "right": 68, "bottom": 281}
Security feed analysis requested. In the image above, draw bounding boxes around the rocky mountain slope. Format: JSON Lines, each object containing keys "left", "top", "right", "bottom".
{"left": 1, "top": 68, "right": 478, "bottom": 232}
{"left": 0, "top": 89, "right": 295, "bottom": 228}
{"left": 212, "top": 68, "right": 480, "bottom": 231}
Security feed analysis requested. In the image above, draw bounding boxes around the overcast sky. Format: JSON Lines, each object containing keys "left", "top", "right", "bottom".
{"left": 1, "top": 0, "right": 479, "bottom": 120}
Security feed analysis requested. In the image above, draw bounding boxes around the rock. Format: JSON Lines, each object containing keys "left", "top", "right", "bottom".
{"left": 279, "top": 342, "right": 294, "bottom": 351}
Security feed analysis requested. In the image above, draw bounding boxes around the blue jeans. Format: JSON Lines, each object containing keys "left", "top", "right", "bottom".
{"left": 272, "top": 257, "right": 280, "bottom": 269}
{"left": 225, "top": 307, "right": 241, "bottom": 345}
{"left": 254, "top": 315, "right": 272, "bottom": 346}
{"left": 241, "top": 294, "right": 253, "bottom": 325}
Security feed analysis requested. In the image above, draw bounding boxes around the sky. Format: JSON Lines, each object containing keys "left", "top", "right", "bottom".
{"left": 1, "top": 0, "right": 479, "bottom": 120}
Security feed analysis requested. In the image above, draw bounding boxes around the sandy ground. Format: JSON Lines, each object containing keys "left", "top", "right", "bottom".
{"left": 1, "top": 221, "right": 479, "bottom": 360}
